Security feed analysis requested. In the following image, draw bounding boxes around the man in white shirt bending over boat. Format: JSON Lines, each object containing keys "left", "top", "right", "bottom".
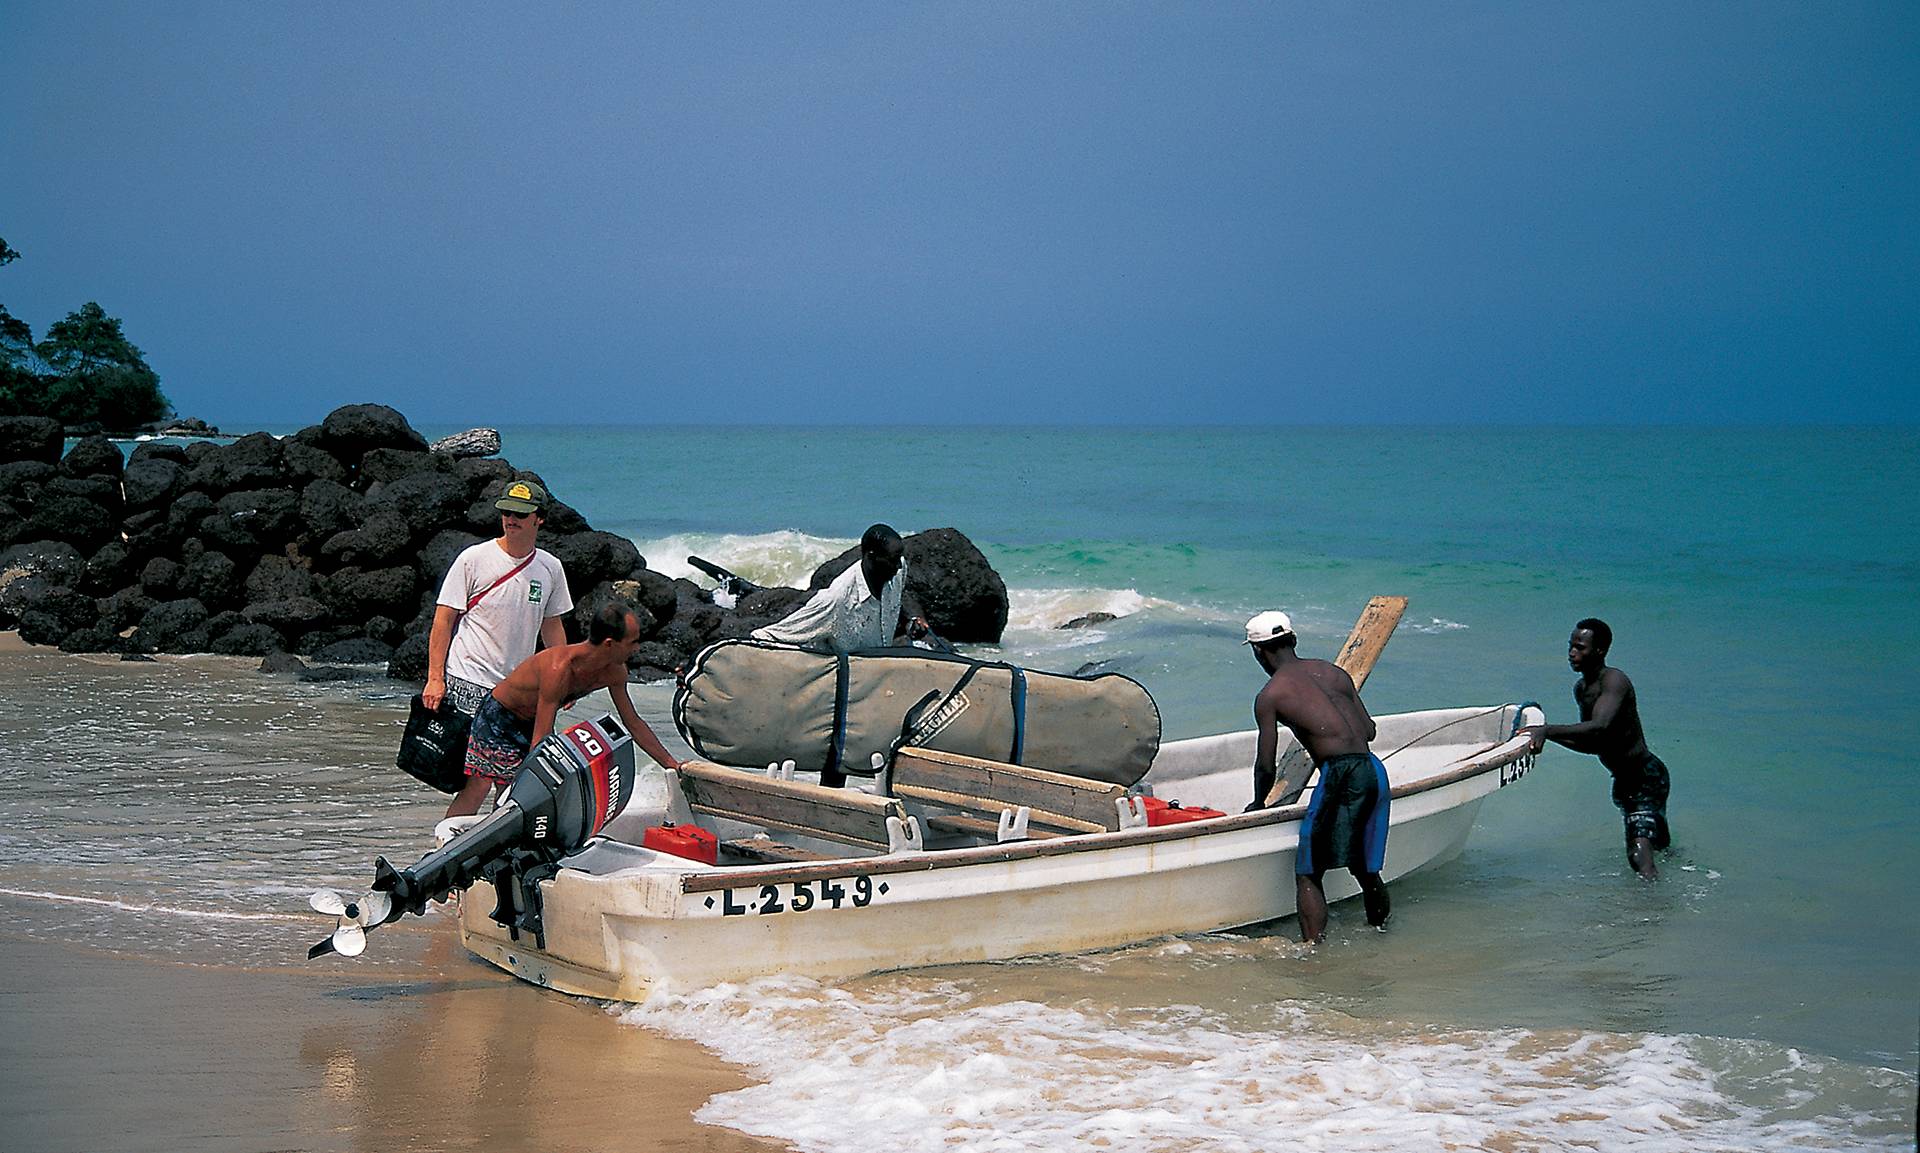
{"left": 424, "top": 479, "right": 574, "bottom": 818}
{"left": 1245, "top": 610, "right": 1391, "bottom": 944}
{"left": 752, "top": 523, "right": 927, "bottom": 654}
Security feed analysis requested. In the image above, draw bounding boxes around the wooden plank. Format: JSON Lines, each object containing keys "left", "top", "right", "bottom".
{"left": 721, "top": 838, "right": 838, "bottom": 864}
{"left": 1332, "top": 594, "right": 1409, "bottom": 686}
{"left": 895, "top": 782, "right": 1108, "bottom": 834}
{"left": 923, "top": 813, "right": 1063, "bottom": 841}
{"left": 676, "top": 760, "right": 904, "bottom": 849}
{"left": 1261, "top": 595, "right": 1409, "bottom": 807}
{"left": 891, "top": 746, "right": 1126, "bottom": 832}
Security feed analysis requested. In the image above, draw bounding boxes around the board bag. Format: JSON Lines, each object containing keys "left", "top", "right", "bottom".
{"left": 672, "top": 639, "right": 1161, "bottom": 786}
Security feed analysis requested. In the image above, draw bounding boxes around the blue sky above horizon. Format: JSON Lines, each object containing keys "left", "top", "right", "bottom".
{"left": 4, "top": 4, "right": 1914, "bottom": 426}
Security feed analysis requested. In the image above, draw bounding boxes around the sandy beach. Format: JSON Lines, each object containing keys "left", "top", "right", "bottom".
{"left": 0, "top": 633, "right": 785, "bottom": 1153}
{"left": 0, "top": 921, "right": 785, "bottom": 1153}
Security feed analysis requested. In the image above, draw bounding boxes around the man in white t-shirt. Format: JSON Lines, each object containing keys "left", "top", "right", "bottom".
{"left": 424, "top": 478, "right": 574, "bottom": 817}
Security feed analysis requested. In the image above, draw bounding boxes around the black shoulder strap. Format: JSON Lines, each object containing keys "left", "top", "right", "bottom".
{"left": 826, "top": 648, "right": 852, "bottom": 776}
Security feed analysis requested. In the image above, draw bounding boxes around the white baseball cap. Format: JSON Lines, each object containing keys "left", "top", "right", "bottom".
{"left": 1244, "top": 610, "right": 1295, "bottom": 645}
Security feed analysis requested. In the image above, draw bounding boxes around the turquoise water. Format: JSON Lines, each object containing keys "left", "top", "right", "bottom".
{"left": 467, "top": 423, "right": 1919, "bottom": 1069}
{"left": 29, "top": 422, "right": 1910, "bottom": 1147}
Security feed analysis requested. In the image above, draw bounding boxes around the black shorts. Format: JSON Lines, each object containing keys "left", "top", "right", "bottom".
{"left": 1610, "top": 754, "right": 1671, "bottom": 850}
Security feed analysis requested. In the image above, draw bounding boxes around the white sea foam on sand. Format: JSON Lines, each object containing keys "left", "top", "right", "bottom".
{"left": 0, "top": 887, "right": 310, "bottom": 923}
{"left": 616, "top": 972, "right": 1911, "bottom": 1153}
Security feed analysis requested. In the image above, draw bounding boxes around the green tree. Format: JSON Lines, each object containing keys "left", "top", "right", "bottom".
{"left": 0, "top": 238, "right": 36, "bottom": 415}
{"left": 35, "top": 302, "right": 171, "bottom": 428}
{"left": 0, "top": 306, "right": 38, "bottom": 416}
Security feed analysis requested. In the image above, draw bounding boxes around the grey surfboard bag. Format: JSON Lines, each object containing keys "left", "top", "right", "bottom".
{"left": 672, "top": 639, "right": 1162, "bottom": 786}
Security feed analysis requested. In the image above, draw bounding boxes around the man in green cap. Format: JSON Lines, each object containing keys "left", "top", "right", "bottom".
{"left": 424, "top": 478, "right": 575, "bottom": 818}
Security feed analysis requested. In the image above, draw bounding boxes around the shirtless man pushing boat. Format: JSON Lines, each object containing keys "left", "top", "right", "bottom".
{"left": 1244, "top": 610, "right": 1391, "bottom": 943}
{"left": 450, "top": 600, "right": 683, "bottom": 816}
{"left": 1520, "top": 618, "right": 1672, "bottom": 879}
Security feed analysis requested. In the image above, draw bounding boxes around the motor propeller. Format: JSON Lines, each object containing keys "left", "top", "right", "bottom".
{"left": 306, "top": 713, "right": 636, "bottom": 961}
{"left": 307, "top": 888, "right": 394, "bottom": 958}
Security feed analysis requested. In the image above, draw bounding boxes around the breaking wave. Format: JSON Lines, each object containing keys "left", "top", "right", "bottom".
{"left": 634, "top": 530, "right": 855, "bottom": 590}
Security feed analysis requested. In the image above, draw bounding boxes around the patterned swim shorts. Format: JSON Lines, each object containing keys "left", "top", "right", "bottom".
{"left": 444, "top": 674, "right": 492, "bottom": 717}
{"left": 1610, "top": 754, "right": 1672, "bottom": 850}
{"left": 464, "top": 695, "right": 533, "bottom": 782}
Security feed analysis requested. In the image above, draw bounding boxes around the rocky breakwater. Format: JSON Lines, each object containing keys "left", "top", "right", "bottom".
{"left": 0, "top": 407, "right": 1010, "bottom": 684}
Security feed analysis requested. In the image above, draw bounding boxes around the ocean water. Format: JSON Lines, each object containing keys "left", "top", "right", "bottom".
{"left": 5, "top": 424, "right": 1915, "bottom": 1150}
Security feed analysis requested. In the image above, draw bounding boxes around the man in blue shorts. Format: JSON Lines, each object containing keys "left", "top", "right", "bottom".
{"left": 1244, "top": 610, "right": 1390, "bottom": 943}
{"left": 1520, "top": 618, "right": 1673, "bottom": 879}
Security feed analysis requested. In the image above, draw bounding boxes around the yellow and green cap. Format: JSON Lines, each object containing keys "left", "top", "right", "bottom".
{"left": 494, "top": 480, "right": 546, "bottom": 514}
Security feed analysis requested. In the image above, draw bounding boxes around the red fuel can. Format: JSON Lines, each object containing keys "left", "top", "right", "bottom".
{"left": 643, "top": 823, "right": 718, "bottom": 865}
{"left": 1140, "top": 796, "right": 1227, "bottom": 826}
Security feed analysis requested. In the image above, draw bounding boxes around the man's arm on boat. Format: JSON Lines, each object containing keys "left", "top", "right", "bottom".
{"left": 525, "top": 650, "right": 573, "bottom": 749}
{"left": 1248, "top": 684, "right": 1283, "bottom": 810}
{"left": 608, "top": 681, "right": 682, "bottom": 771}
{"left": 1523, "top": 671, "right": 1628, "bottom": 754}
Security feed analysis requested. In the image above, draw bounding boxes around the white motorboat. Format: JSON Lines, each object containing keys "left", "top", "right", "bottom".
{"left": 453, "top": 701, "right": 1543, "bottom": 1000}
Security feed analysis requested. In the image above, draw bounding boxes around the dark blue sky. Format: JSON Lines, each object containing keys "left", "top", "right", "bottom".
{"left": 4, "top": 4, "right": 1914, "bottom": 425}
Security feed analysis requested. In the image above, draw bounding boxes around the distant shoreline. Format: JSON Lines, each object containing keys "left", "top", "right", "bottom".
{"left": 62, "top": 422, "right": 242, "bottom": 441}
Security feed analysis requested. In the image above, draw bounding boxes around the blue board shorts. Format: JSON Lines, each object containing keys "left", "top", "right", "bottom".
{"left": 464, "top": 696, "right": 533, "bottom": 783}
{"left": 1296, "top": 752, "right": 1391, "bottom": 877}
{"left": 1611, "top": 754, "right": 1671, "bottom": 850}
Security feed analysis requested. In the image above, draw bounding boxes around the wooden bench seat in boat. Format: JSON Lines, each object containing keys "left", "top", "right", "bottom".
{"left": 673, "top": 759, "right": 922, "bottom": 856}
{"left": 887, "top": 746, "right": 1131, "bottom": 838}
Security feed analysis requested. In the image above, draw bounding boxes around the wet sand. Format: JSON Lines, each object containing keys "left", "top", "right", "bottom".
{"left": 0, "top": 630, "right": 784, "bottom": 1153}
{"left": 0, "top": 922, "right": 786, "bottom": 1153}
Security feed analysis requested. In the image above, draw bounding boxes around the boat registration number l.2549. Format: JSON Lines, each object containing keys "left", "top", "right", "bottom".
{"left": 1500, "top": 757, "right": 1532, "bottom": 787}
{"left": 706, "top": 876, "right": 887, "bottom": 917}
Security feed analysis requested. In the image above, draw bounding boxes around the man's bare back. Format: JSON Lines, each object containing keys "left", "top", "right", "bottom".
{"left": 493, "top": 646, "right": 620, "bottom": 723}
{"left": 1245, "top": 615, "right": 1379, "bottom": 810}
{"left": 1256, "top": 658, "right": 1374, "bottom": 764}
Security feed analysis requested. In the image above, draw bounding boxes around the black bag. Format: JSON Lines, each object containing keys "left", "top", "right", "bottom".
{"left": 396, "top": 694, "right": 472, "bottom": 794}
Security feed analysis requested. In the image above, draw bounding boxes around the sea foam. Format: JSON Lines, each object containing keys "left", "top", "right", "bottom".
{"left": 615, "top": 970, "right": 1911, "bottom": 1153}
{"left": 636, "top": 533, "right": 1194, "bottom": 640}
{"left": 1003, "top": 587, "right": 1157, "bottom": 632}
{"left": 634, "top": 530, "right": 854, "bottom": 589}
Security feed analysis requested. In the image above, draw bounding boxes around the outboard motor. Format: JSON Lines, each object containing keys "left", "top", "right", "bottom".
{"left": 307, "top": 713, "right": 635, "bottom": 960}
